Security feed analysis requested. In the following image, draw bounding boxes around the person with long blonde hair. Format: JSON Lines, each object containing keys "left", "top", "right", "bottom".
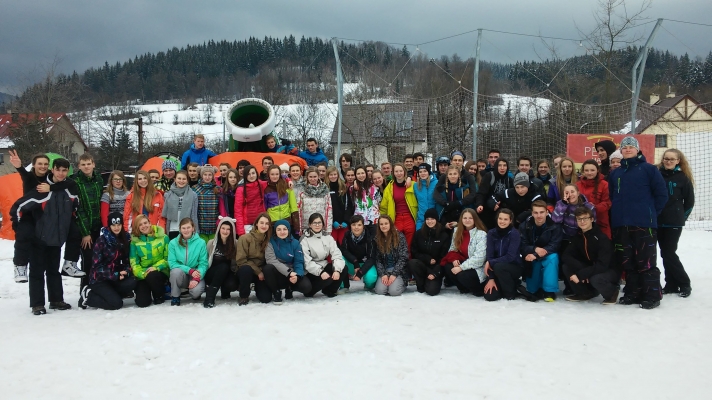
{"left": 123, "top": 170, "right": 166, "bottom": 232}
{"left": 129, "top": 214, "right": 170, "bottom": 307}
{"left": 657, "top": 148, "right": 695, "bottom": 298}
{"left": 374, "top": 215, "right": 409, "bottom": 296}
{"left": 440, "top": 208, "right": 488, "bottom": 296}
{"left": 548, "top": 156, "right": 577, "bottom": 203}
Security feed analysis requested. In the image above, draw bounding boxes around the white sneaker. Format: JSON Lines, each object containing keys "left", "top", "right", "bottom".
{"left": 62, "top": 261, "right": 86, "bottom": 277}
{"left": 14, "top": 265, "right": 28, "bottom": 283}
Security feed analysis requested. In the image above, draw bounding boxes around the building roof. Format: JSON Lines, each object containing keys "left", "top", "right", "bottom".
{"left": 330, "top": 103, "right": 428, "bottom": 145}
{"left": 0, "top": 113, "right": 87, "bottom": 149}
{"left": 634, "top": 94, "right": 712, "bottom": 133}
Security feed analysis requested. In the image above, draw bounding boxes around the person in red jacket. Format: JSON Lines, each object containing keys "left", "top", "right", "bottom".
{"left": 576, "top": 160, "right": 611, "bottom": 239}
{"left": 235, "top": 165, "right": 267, "bottom": 235}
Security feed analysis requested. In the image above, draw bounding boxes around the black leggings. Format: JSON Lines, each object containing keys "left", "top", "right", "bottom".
{"left": 443, "top": 262, "right": 485, "bottom": 296}
{"left": 263, "top": 264, "right": 312, "bottom": 294}
{"left": 204, "top": 260, "right": 232, "bottom": 292}
{"left": 135, "top": 270, "right": 167, "bottom": 308}
{"left": 408, "top": 259, "right": 442, "bottom": 296}
{"left": 87, "top": 277, "right": 138, "bottom": 310}
{"left": 222, "top": 265, "right": 271, "bottom": 303}
{"left": 305, "top": 263, "right": 344, "bottom": 297}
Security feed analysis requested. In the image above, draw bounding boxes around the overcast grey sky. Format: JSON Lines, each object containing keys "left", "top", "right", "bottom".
{"left": 1, "top": 0, "right": 710, "bottom": 94}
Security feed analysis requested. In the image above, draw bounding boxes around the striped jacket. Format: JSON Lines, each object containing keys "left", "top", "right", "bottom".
{"left": 192, "top": 181, "right": 219, "bottom": 235}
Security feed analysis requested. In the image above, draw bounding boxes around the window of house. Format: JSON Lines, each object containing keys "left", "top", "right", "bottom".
{"left": 655, "top": 134, "right": 667, "bottom": 148}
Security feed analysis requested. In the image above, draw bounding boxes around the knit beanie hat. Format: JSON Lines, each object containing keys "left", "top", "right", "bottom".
{"left": 273, "top": 219, "right": 292, "bottom": 233}
{"left": 513, "top": 172, "right": 530, "bottom": 188}
{"left": 620, "top": 136, "right": 640, "bottom": 151}
{"left": 162, "top": 159, "right": 177, "bottom": 171}
{"left": 424, "top": 208, "right": 439, "bottom": 221}
{"left": 418, "top": 163, "right": 432, "bottom": 174}
{"left": 609, "top": 149, "right": 623, "bottom": 160}
{"left": 107, "top": 212, "right": 124, "bottom": 227}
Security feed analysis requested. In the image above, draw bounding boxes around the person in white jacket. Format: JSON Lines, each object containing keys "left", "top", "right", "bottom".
{"left": 440, "top": 208, "right": 489, "bottom": 296}
{"left": 300, "top": 213, "right": 346, "bottom": 298}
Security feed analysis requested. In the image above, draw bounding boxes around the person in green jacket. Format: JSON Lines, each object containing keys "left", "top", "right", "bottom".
{"left": 168, "top": 217, "right": 209, "bottom": 306}
{"left": 130, "top": 214, "right": 170, "bottom": 307}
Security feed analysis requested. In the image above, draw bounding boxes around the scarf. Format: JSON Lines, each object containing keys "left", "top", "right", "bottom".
{"left": 350, "top": 230, "right": 365, "bottom": 244}
{"left": 164, "top": 183, "right": 194, "bottom": 221}
{"left": 538, "top": 173, "right": 552, "bottom": 183}
{"left": 495, "top": 225, "right": 512, "bottom": 238}
{"left": 303, "top": 182, "right": 330, "bottom": 198}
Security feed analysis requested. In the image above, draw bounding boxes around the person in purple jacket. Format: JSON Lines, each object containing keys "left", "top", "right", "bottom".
{"left": 483, "top": 208, "right": 524, "bottom": 301}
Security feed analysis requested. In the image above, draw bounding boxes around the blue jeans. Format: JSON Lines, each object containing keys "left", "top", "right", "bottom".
{"left": 526, "top": 253, "right": 559, "bottom": 293}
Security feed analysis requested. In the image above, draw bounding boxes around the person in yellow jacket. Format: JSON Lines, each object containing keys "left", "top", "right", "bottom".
{"left": 379, "top": 163, "right": 418, "bottom": 250}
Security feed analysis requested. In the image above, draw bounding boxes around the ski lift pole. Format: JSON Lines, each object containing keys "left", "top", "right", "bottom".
{"left": 472, "top": 29, "right": 482, "bottom": 160}
{"left": 332, "top": 38, "right": 344, "bottom": 164}
{"left": 631, "top": 18, "right": 663, "bottom": 134}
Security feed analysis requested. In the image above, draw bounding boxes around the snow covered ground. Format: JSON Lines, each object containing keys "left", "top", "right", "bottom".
{"left": 1, "top": 231, "right": 710, "bottom": 399}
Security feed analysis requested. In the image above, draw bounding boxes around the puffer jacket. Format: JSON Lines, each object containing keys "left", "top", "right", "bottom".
{"left": 375, "top": 231, "right": 410, "bottom": 280}
{"left": 300, "top": 230, "right": 345, "bottom": 276}
{"left": 123, "top": 188, "right": 166, "bottom": 232}
{"left": 446, "top": 226, "right": 488, "bottom": 282}
{"left": 519, "top": 215, "right": 562, "bottom": 259}
{"left": 264, "top": 185, "right": 299, "bottom": 232}
{"left": 129, "top": 225, "right": 170, "bottom": 279}
{"left": 181, "top": 144, "right": 217, "bottom": 167}
{"left": 413, "top": 178, "right": 437, "bottom": 230}
{"left": 299, "top": 183, "right": 333, "bottom": 234}
{"left": 298, "top": 147, "right": 329, "bottom": 166}
{"left": 168, "top": 233, "right": 209, "bottom": 278}
{"left": 235, "top": 228, "right": 268, "bottom": 275}
{"left": 410, "top": 225, "right": 450, "bottom": 277}
{"left": 234, "top": 180, "right": 267, "bottom": 235}
{"left": 494, "top": 187, "right": 542, "bottom": 226}
{"left": 608, "top": 153, "right": 668, "bottom": 229}
{"left": 265, "top": 220, "right": 305, "bottom": 277}
{"left": 90, "top": 227, "right": 132, "bottom": 285}
{"left": 552, "top": 194, "right": 596, "bottom": 238}
{"left": 658, "top": 166, "right": 695, "bottom": 227}
{"left": 486, "top": 226, "right": 522, "bottom": 267}
{"left": 576, "top": 175, "right": 611, "bottom": 238}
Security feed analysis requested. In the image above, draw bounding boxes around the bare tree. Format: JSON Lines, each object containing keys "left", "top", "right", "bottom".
{"left": 280, "top": 103, "right": 331, "bottom": 150}
{"left": 92, "top": 105, "right": 138, "bottom": 171}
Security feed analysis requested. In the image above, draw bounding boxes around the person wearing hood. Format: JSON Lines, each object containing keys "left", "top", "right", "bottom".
{"left": 300, "top": 212, "right": 347, "bottom": 297}
{"left": 162, "top": 170, "right": 199, "bottom": 241}
{"left": 413, "top": 163, "right": 437, "bottom": 230}
{"left": 79, "top": 212, "right": 137, "bottom": 310}
{"left": 408, "top": 209, "right": 450, "bottom": 296}
{"left": 192, "top": 165, "right": 221, "bottom": 242}
{"left": 493, "top": 172, "right": 542, "bottom": 227}
{"left": 235, "top": 165, "right": 267, "bottom": 236}
{"left": 657, "top": 149, "right": 695, "bottom": 298}
{"left": 340, "top": 215, "right": 378, "bottom": 291}
{"left": 129, "top": 214, "right": 170, "bottom": 308}
{"left": 298, "top": 138, "right": 329, "bottom": 167}
{"left": 608, "top": 150, "right": 623, "bottom": 175}
{"left": 298, "top": 167, "right": 334, "bottom": 236}
{"left": 124, "top": 170, "right": 166, "bottom": 232}
{"left": 595, "top": 139, "right": 617, "bottom": 178}
{"left": 519, "top": 201, "right": 563, "bottom": 302}
{"left": 576, "top": 160, "right": 611, "bottom": 238}
{"left": 475, "top": 157, "right": 514, "bottom": 229}
{"left": 181, "top": 134, "right": 217, "bottom": 169}
{"left": 155, "top": 160, "right": 177, "bottom": 193}
{"left": 234, "top": 213, "right": 273, "bottom": 305}
{"left": 167, "top": 218, "right": 209, "bottom": 305}
{"left": 264, "top": 165, "right": 300, "bottom": 235}
{"left": 483, "top": 208, "right": 523, "bottom": 301}
{"left": 264, "top": 220, "right": 312, "bottom": 303}
{"left": 609, "top": 137, "right": 668, "bottom": 309}
{"left": 204, "top": 217, "right": 239, "bottom": 308}
{"left": 562, "top": 207, "right": 620, "bottom": 304}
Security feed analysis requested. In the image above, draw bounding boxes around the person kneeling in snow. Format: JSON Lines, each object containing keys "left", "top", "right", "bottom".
{"left": 518, "top": 200, "right": 562, "bottom": 302}
{"left": 79, "top": 212, "right": 138, "bottom": 310}
{"left": 562, "top": 207, "right": 620, "bottom": 305}
{"left": 341, "top": 215, "right": 379, "bottom": 292}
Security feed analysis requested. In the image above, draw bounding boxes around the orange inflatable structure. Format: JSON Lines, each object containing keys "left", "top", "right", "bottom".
{"left": 0, "top": 173, "right": 23, "bottom": 240}
{"left": 208, "top": 152, "right": 307, "bottom": 173}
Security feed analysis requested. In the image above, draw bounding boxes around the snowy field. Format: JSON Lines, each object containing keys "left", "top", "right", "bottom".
{"left": 0, "top": 231, "right": 710, "bottom": 399}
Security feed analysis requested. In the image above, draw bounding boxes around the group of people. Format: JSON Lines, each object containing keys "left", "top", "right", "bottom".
{"left": 8, "top": 133, "right": 695, "bottom": 315}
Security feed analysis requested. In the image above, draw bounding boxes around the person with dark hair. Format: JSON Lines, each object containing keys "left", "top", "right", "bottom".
{"left": 236, "top": 159, "right": 251, "bottom": 184}
{"left": 235, "top": 165, "right": 267, "bottom": 236}
{"left": 657, "top": 149, "right": 695, "bottom": 298}
{"left": 535, "top": 160, "right": 554, "bottom": 207}
{"left": 317, "top": 162, "right": 328, "bottom": 182}
{"left": 218, "top": 168, "right": 240, "bottom": 219}
{"left": 168, "top": 218, "right": 209, "bottom": 305}
{"left": 562, "top": 207, "right": 620, "bottom": 304}
{"left": 162, "top": 170, "right": 199, "bottom": 241}
{"left": 403, "top": 154, "right": 415, "bottom": 178}
{"left": 204, "top": 217, "right": 239, "bottom": 307}
{"left": 374, "top": 215, "right": 410, "bottom": 296}
{"left": 483, "top": 208, "right": 523, "bottom": 301}
{"left": 408, "top": 209, "right": 450, "bottom": 296}
{"left": 493, "top": 172, "right": 542, "bottom": 227}
{"left": 440, "top": 209, "right": 489, "bottom": 296}
{"left": 519, "top": 200, "right": 562, "bottom": 302}
{"left": 413, "top": 152, "right": 425, "bottom": 168}
{"left": 155, "top": 159, "right": 177, "bottom": 193}
{"left": 181, "top": 134, "right": 217, "bottom": 168}
{"left": 326, "top": 166, "right": 353, "bottom": 244}
{"left": 186, "top": 163, "right": 200, "bottom": 187}
{"left": 340, "top": 215, "right": 379, "bottom": 291}
{"left": 148, "top": 169, "right": 161, "bottom": 183}
{"left": 413, "top": 163, "right": 437, "bottom": 230}
{"left": 79, "top": 212, "right": 137, "bottom": 310}
{"left": 339, "top": 153, "right": 353, "bottom": 180}
{"left": 129, "top": 214, "right": 170, "bottom": 308}
{"left": 576, "top": 160, "right": 611, "bottom": 238}
{"left": 434, "top": 156, "right": 450, "bottom": 180}
{"left": 300, "top": 213, "right": 347, "bottom": 297}
{"left": 264, "top": 219, "right": 312, "bottom": 303}
{"left": 101, "top": 170, "right": 130, "bottom": 228}
{"left": 517, "top": 156, "right": 545, "bottom": 198}
{"left": 234, "top": 213, "right": 273, "bottom": 305}
{"left": 485, "top": 149, "right": 501, "bottom": 172}
{"left": 10, "top": 158, "right": 79, "bottom": 314}
{"left": 476, "top": 157, "right": 514, "bottom": 229}
{"left": 609, "top": 137, "right": 668, "bottom": 309}
{"left": 595, "top": 139, "right": 617, "bottom": 177}
{"left": 299, "top": 138, "right": 329, "bottom": 166}
{"left": 259, "top": 156, "right": 274, "bottom": 181}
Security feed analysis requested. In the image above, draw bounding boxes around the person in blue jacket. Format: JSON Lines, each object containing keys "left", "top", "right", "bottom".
{"left": 608, "top": 136, "right": 668, "bottom": 310}
{"left": 181, "top": 134, "right": 217, "bottom": 168}
{"left": 483, "top": 208, "right": 523, "bottom": 301}
{"left": 298, "top": 138, "right": 329, "bottom": 167}
{"left": 263, "top": 220, "right": 312, "bottom": 303}
{"left": 413, "top": 163, "right": 436, "bottom": 230}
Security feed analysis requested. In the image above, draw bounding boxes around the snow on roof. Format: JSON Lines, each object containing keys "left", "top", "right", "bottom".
{"left": 610, "top": 120, "right": 641, "bottom": 134}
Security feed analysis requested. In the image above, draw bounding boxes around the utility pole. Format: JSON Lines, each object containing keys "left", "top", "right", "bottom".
{"left": 137, "top": 117, "right": 143, "bottom": 166}
{"left": 472, "top": 29, "right": 482, "bottom": 160}
{"left": 332, "top": 38, "right": 344, "bottom": 163}
{"left": 631, "top": 18, "right": 663, "bottom": 134}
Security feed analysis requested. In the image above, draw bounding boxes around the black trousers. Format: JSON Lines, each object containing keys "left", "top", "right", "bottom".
{"left": 203, "top": 260, "right": 232, "bottom": 293}
{"left": 408, "top": 259, "right": 442, "bottom": 296}
{"left": 614, "top": 226, "right": 661, "bottom": 302}
{"left": 28, "top": 242, "right": 63, "bottom": 307}
{"left": 135, "top": 270, "right": 167, "bottom": 308}
{"left": 79, "top": 229, "right": 101, "bottom": 289}
{"left": 443, "top": 263, "right": 485, "bottom": 296}
{"left": 658, "top": 227, "right": 690, "bottom": 288}
{"left": 226, "top": 265, "right": 271, "bottom": 303}
{"left": 87, "top": 277, "right": 138, "bottom": 310}
{"left": 168, "top": 231, "right": 180, "bottom": 241}
{"left": 62, "top": 222, "right": 84, "bottom": 263}
{"left": 12, "top": 220, "right": 33, "bottom": 266}
{"left": 305, "top": 263, "right": 343, "bottom": 297}
{"left": 263, "top": 264, "right": 313, "bottom": 294}
{"left": 562, "top": 264, "right": 620, "bottom": 299}
{"left": 489, "top": 262, "right": 523, "bottom": 301}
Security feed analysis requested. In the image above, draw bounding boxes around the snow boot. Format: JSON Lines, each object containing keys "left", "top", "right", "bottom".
{"left": 49, "top": 301, "right": 72, "bottom": 310}
{"left": 679, "top": 286, "right": 692, "bottom": 298}
{"left": 640, "top": 299, "right": 660, "bottom": 310}
{"left": 32, "top": 306, "right": 47, "bottom": 315}
{"left": 543, "top": 292, "right": 556, "bottom": 302}
{"left": 285, "top": 287, "right": 293, "bottom": 300}
{"left": 272, "top": 290, "right": 283, "bottom": 305}
{"left": 171, "top": 297, "right": 181, "bottom": 306}
{"left": 601, "top": 290, "right": 619, "bottom": 305}
{"left": 618, "top": 295, "right": 640, "bottom": 305}
{"left": 203, "top": 286, "right": 219, "bottom": 308}
{"left": 516, "top": 285, "right": 538, "bottom": 302}
{"left": 14, "top": 265, "right": 28, "bottom": 283}
{"left": 238, "top": 297, "right": 249, "bottom": 306}
{"left": 662, "top": 285, "right": 680, "bottom": 295}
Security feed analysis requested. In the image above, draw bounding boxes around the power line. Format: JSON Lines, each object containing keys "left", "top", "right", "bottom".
{"left": 665, "top": 18, "right": 712, "bottom": 28}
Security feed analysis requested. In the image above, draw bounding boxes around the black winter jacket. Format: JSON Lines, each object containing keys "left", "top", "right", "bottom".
{"left": 410, "top": 225, "right": 450, "bottom": 277}
{"left": 561, "top": 224, "right": 615, "bottom": 278}
{"left": 658, "top": 167, "right": 695, "bottom": 227}
{"left": 433, "top": 168, "right": 478, "bottom": 207}
{"left": 494, "top": 188, "right": 542, "bottom": 226}
{"left": 340, "top": 228, "right": 377, "bottom": 278}
{"left": 519, "top": 215, "right": 562, "bottom": 259}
